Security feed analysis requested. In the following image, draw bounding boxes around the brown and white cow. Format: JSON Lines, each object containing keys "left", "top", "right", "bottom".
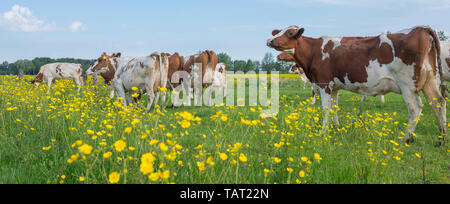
{"left": 86, "top": 52, "right": 126, "bottom": 98}
{"left": 183, "top": 50, "right": 218, "bottom": 106}
{"left": 113, "top": 52, "right": 169, "bottom": 111}
{"left": 31, "top": 63, "right": 84, "bottom": 93}
{"left": 268, "top": 25, "right": 446, "bottom": 144}
{"left": 87, "top": 52, "right": 169, "bottom": 111}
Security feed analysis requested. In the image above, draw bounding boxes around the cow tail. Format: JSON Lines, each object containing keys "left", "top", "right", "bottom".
{"left": 426, "top": 27, "right": 446, "bottom": 98}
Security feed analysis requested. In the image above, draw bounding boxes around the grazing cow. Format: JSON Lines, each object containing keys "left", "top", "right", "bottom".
{"left": 213, "top": 63, "right": 227, "bottom": 96}
{"left": 268, "top": 25, "right": 446, "bottom": 144}
{"left": 31, "top": 63, "right": 84, "bottom": 92}
{"left": 183, "top": 50, "right": 218, "bottom": 106}
{"left": 86, "top": 52, "right": 126, "bottom": 98}
{"left": 112, "top": 52, "right": 169, "bottom": 111}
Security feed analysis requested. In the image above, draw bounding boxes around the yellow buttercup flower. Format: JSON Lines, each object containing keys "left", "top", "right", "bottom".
{"left": 114, "top": 140, "right": 126, "bottom": 152}
{"left": 78, "top": 144, "right": 93, "bottom": 155}
{"left": 219, "top": 153, "right": 228, "bottom": 161}
{"left": 108, "top": 172, "right": 120, "bottom": 184}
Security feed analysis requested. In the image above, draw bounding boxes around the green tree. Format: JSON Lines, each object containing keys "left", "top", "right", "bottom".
{"left": 0, "top": 61, "right": 8, "bottom": 75}
{"left": 438, "top": 31, "right": 448, "bottom": 41}
{"left": 217, "top": 53, "right": 232, "bottom": 70}
{"left": 233, "top": 60, "right": 247, "bottom": 72}
{"left": 261, "top": 53, "right": 275, "bottom": 72}
{"left": 243, "top": 60, "right": 255, "bottom": 73}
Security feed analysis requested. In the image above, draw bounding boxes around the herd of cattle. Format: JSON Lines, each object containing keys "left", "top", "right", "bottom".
{"left": 30, "top": 25, "right": 450, "bottom": 145}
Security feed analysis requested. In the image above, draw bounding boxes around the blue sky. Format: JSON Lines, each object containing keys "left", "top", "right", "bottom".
{"left": 0, "top": 0, "right": 449, "bottom": 62}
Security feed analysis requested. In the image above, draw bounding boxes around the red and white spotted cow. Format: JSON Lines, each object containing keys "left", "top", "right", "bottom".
{"left": 113, "top": 52, "right": 169, "bottom": 111}
{"left": 31, "top": 63, "right": 84, "bottom": 93}
{"left": 87, "top": 52, "right": 169, "bottom": 111}
{"left": 86, "top": 52, "right": 127, "bottom": 98}
{"left": 183, "top": 50, "right": 218, "bottom": 106}
{"left": 268, "top": 25, "right": 446, "bottom": 144}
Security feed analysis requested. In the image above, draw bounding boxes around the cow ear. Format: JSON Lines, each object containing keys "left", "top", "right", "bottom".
{"left": 294, "top": 28, "right": 304, "bottom": 39}
{"left": 272, "top": 29, "right": 281, "bottom": 36}
{"left": 116, "top": 52, "right": 121, "bottom": 57}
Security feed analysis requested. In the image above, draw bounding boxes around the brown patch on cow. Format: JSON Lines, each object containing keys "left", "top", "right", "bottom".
{"left": 32, "top": 72, "right": 44, "bottom": 83}
{"left": 446, "top": 57, "right": 450, "bottom": 68}
{"left": 91, "top": 52, "right": 117, "bottom": 84}
{"left": 277, "top": 52, "right": 296, "bottom": 62}
{"left": 55, "top": 65, "right": 64, "bottom": 77}
{"left": 184, "top": 50, "right": 218, "bottom": 87}
{"left": 151, "top": 53, "right": 160, "bottom": 71}
{"left": 390, "top": 27, "right": 441, "bottom": 91}
{"left": 167, "top": 52, "right": 185, "bottom": 87}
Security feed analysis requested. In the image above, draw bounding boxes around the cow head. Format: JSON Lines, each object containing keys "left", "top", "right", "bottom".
{"left": 30, "top": 72, "right": 44, "bottom": 85}
{"left": 267, "top": 26, "right": 304, "bottom": 55}
{"left": 86, "top": 52, "right": 113, "bottom": 75}
{"left": 216, "top": 63, "right": 226, "bottom": 73}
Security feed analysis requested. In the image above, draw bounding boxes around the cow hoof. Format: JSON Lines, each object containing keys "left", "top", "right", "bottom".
{"left": 405, "top": 137, "right": 414, "bottom": 144}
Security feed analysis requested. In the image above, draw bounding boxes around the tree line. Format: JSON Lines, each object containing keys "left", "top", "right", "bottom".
{"left": 0, "top": 58, "right": 94, "bottom": 75}
{"left": 0, "top": 52, "right": 294, "bottom": 76}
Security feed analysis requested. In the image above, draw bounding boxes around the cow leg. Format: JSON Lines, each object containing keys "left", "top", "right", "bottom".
{"left": 115, "top": 84, "right": 127, "bottom": 107}
{"left": 46, "top": 78, "right": 53, "bottom": 93}
{"left": 331, "top": 91, "right": 340, "bottom": 127}
{"left": 422, "top": 79, "right": 447, "bottom": 146}
{"left": 319, "top": 88, "right": 332, "bottom": 134}
{"left": 109, "top": 88, "right": 115, "bottom": 98}
{"left": 400, "top": 89, "right": 424, "bottom": 144}
{"left": 160, "top": 91, "right": 167, "bottom": 109}
{"left": 380, "top": 95, "right": 385, "bottom": 103}
{"left": 74, "top": 77, "right": 83, "bottom": 92}
{"left": 146, "top": 91, "right": 156, "bottom": 112}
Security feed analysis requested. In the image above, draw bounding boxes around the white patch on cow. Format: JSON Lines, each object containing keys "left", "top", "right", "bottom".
{"left": 379, "top": 33, "right": 395, "bottom": 56}
{"left": 440, "top": 41, "right": 450, "bottom": 81}
{"left": 269, "top": 25, "right": 299, "bottom": 41}
{"left": 320, "top": 36, "right": 342, "bottom": 60}
{"left": 283, "top": 48, "right": 295, "bottom": 55}
{"left": 330, "top": 57, "right": 416, "bottom": 96}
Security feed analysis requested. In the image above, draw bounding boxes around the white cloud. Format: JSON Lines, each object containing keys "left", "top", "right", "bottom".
{"left": 69, "top": 21, "right": 85, "bottom": 32}
{"left": 0, "top": 5, "right": 54, "bottom": 32}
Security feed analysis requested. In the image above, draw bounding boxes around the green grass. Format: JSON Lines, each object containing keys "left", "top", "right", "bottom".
{"left": 0, "top": 75, "right": 448, "bottom": 184}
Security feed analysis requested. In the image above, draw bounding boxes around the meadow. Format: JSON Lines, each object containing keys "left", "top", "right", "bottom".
{"left": 0, "top": 74, "right": 448, "bottom": 184}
